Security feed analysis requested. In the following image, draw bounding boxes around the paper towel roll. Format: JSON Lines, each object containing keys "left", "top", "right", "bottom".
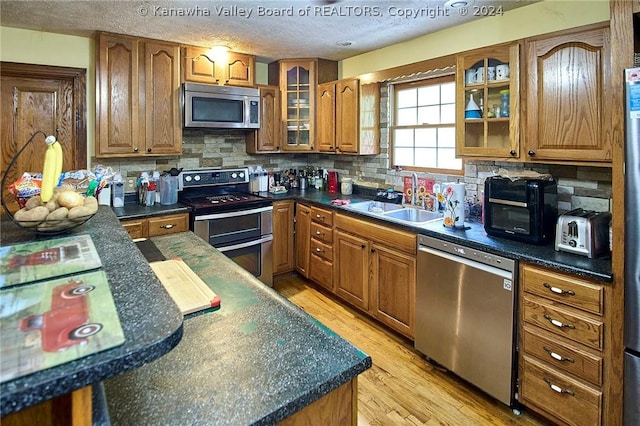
{"left": 443, "top": 182, "right": 465, "bottom": 228}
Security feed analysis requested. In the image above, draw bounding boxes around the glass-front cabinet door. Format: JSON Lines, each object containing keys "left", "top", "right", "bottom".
{"left": 456, "top": 43, "right": 519, "bottom": 159}
{"left": 282, "top": 61, "right": 316, "bottom": 151}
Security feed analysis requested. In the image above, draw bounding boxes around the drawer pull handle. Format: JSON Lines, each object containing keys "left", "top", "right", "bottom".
{"left": 543, "top": 283, "right": 575, "bottom": 296}
{"left": 160, "top": 224, "right": 175, "bottom": 229}
{"left": 544, "top": 314, "right": 575, "bottom": 329}
{"left": 315, "top": 248, "right": 324, "bottom": 253}
{"left": 316, "top": 214, "right": 324, "bottom": 219}
{"left": 543, "top": 346, "right": 575, "bottom": 363}
{"left": 543, "top": 377, "right": 575, "bottom": 396}
{"left": 315, "top": 231, "right": 324, "bottom": 235}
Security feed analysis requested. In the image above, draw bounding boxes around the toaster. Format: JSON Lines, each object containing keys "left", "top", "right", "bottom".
{"left": 555, "top": 208, "right": 611, "bottom": 258}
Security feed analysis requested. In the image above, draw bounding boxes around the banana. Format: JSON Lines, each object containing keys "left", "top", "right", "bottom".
{"left": 41, "top": 135, "right": 63, "bottom": 203}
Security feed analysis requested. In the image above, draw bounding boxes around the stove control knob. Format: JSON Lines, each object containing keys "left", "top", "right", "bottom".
{"left": 231, "top": 172, "right": 238, "bottom": 179}
{"left": 185, "top": 176, "right": 192, "bottom": 182}
{"left": 238, "top": 172, "right": 245, "bottom": 178}
{"left": 194, "top": 175, "right": 201, "bottom": 181}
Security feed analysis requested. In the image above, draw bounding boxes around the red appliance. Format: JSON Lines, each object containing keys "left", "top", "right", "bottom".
{"left": 327, "top": 171, "right": 339, "bottom": 193}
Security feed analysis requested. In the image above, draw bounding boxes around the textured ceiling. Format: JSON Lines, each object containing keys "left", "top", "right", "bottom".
{"left": 1, "top": 0, "right": 538, "bottom": 62}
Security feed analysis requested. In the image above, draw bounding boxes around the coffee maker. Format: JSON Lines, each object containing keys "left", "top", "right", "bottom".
{"left": 327, "top": 171, "right": 339, "bottom": 193}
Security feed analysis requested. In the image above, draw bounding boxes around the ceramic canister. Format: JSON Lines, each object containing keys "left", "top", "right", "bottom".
{"left": 443, "top": 182, "right": 466, "bottom": 228}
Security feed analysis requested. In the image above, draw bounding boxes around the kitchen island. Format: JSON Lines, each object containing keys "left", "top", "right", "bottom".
{"left": 0, "top": 206, "right": 183, "bottom": 421}
{"left": 104, "top": 231, "right": 371, "bottom": 425}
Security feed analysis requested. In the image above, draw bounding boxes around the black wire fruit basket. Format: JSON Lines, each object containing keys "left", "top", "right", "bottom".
{"left": 1, "top": 131, "right": 96, "bottom": 235}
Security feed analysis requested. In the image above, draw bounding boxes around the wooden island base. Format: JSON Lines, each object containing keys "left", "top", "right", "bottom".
{"left": 2, "top": 386, "right": 91, "bottom": 426}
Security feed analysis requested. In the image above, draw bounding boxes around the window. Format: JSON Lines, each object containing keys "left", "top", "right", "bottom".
{"left": 390, "top": 75, "right": 462, "bottom": 173}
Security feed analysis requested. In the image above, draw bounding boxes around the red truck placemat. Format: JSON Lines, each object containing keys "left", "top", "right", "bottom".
{"left": 0, "top": 270, "right": 125, "bottom": 383}
{"left": 0, "top": 234, "right": 102, "bottom": 289}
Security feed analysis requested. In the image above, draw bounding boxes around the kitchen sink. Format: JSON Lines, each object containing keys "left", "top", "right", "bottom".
{"left": 347, "top": 201, "right": 405, "bottom": 214}
{"left": 383, "top": 208, "right": 443, "bottom": 224}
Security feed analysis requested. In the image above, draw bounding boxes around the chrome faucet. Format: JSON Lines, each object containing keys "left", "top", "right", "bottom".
{"left": 411, "top": 172, "right": 418, "bottom": 206}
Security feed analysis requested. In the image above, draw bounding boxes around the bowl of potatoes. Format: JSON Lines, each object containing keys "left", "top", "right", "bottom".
{"left": 7, "top": 188, "right": 98, "bottom": 235}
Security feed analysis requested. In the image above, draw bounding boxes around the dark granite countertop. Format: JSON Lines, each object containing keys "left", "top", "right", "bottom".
{"left": 265, "top": 188, "right": 613, "bottom": 282}
{"left": 0, "top": 207, "right": 183, "bottom": 417}
{"left": 103, "top": 232, "right": 372, "bottom": 425}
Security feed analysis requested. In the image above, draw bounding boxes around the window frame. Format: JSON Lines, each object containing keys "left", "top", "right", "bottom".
{"left": 389, "top": 74, "right": 463, "bottom": 176}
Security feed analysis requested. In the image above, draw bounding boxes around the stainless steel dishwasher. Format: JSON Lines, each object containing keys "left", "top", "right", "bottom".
{"left": 415, "top": 235, "right": 518, "bottom": 407}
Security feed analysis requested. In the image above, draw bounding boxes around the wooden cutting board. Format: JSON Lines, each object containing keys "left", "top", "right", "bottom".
{"left": 149, "top": 259, "right": 220, "bottom": 315}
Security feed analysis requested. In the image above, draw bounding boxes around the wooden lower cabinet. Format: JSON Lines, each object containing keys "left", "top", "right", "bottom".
{"left": 120, "top": 213, "right": 188, "bottom": 239}
{"left": 278, "top": 378, "right": 357, "bottom": 426}
{"left": 334, "top": 230, "right": 369, "bottom": 309}
{"left": 273, "top": 201, "right": 295, "bottom": 275}
{"left": 370, "top": 243, "right": 415, "bottom": 337}
{"left": 295, "top": 204, "right": 311, "bottom": 277}
{"left": 334, "top": 213, "right": 416, "bottom": 338}
{"left": 519, "top": 263, "right": 609, "bottom": 425}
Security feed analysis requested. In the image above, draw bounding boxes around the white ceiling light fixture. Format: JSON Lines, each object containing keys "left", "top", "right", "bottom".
{"left": 209, "top": 45, "right": 230, "bottom": 61}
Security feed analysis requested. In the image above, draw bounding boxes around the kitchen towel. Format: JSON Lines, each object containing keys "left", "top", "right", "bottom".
{"left": 443, "top": 182, "right": 465, "bottom": 228}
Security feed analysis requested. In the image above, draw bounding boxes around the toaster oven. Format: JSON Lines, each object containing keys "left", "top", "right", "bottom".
{"left": 484, "top": 176, "right": 558, "bottom": 244}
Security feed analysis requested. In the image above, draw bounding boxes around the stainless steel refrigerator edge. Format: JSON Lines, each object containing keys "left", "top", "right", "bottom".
{"left": 624, "top": 67, "right": 640, "bottom": 426}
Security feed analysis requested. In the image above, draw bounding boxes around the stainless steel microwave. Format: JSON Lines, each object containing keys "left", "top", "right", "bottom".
{"left": 183, "top": 83, "right": 260, "bottom": 129}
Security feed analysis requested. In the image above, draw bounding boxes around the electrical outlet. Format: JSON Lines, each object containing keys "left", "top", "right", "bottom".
{"left": 126, "top": 179, "right": 136, "bottom": 191}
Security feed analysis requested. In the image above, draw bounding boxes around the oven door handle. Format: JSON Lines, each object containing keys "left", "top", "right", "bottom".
{"left": 216, "top": 235, "right": 273, "bottom": 253}
{"left": 194, "top": 205, "right": 273, "bottom": 221}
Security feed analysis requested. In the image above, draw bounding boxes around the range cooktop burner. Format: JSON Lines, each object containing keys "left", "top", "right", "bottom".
{"left": 206, "top": 194, "right": 252, "bottom": 204}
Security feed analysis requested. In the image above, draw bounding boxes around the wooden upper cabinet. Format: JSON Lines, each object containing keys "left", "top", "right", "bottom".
{"left": 524, "top": 24, "right": 612, "bottom": 164}
{"left": 144, "top": 41, "right": 181, "bottom": 155}
{"left": 269, "top": 58, "right": 338, "bottom": 152}
{"left": 183, "top": 46, "right": 255, "bottom": 87}
{"left": 456, "top": 42, "right": 520, "bottom": 159}
{"left": 96, "top": 33, "right": 139, "bottom": 156}
{"left": 335, "top": 78, "right": 359, "bottom": 153}
{"left": 316, "top": 78, "right": 380, "bottom": 155}
{"left": 96, "top": 32, "right": 181, "bottom": 157}
{"left": 316, "top": 82, "right": 336, "bottom": 152}
{"left": 246, "top": 85, "right": 281, "bottom": 153}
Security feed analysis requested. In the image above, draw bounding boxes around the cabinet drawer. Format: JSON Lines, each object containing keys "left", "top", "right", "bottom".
{"left": 523, "top": 325, "right": 603, "bottom": 386}
{"left": 522, "top": 264, "right": 604, "bottom": 315}
{"left": 523, "top": 294, "right": 603, "bottom": 350}
{"left": 148, "top": 214, "right": 189, "bottom": 237}
{"left": 521, "top": 355, "right": 602, "bottom": 426}
{"left": 310, "top": 237, "right": 333, "bottom": 262}
{"left": 310, "top": 206, "right": 333, "bottom": 226}
{"left": 122, "top": 219, "right": 146, "bottom": 239}
{"left": 310, "top": 222, "right": 333, "bottom": 244}
{"left": 309, "top": 253, "right": 333, "bottom": 291}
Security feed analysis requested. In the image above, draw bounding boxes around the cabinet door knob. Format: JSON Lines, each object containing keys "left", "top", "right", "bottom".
{"left": 147, "top": 148, "right": 152, "bottom": 153}
{"left": 361, "top": 244, "right": 366, "bottom": 249}
{"left": 510, "top": 150, "right": 517, "bottom": 156}
{"left": 528, "top": 150, "right": 536, "bottom": 157}
{"left": 133, "top": 147, "right": 139, "bottom": 152}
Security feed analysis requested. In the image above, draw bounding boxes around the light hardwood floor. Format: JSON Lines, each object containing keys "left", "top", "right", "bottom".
{"left": 273, "top": 273, "right": 549, "bottom": 426}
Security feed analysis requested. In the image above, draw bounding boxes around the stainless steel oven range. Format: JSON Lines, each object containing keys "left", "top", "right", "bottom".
{"left": 178, "top": 168, "right": 273, "bottom": 286}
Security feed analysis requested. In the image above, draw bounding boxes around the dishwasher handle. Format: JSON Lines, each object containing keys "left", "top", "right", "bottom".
{"left": 418, "top": 245, "right": 514, "bottom": 280}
